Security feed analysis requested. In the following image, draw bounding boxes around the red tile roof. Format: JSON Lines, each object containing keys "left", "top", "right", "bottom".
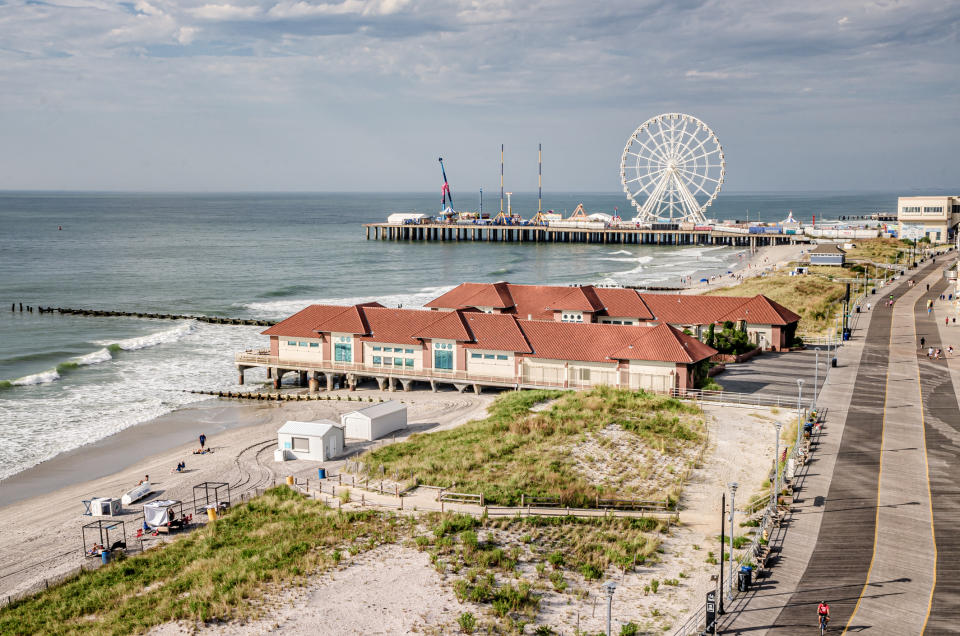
{"left": 264, "top": 303, "right": 715, "bottom": 364}
{"left": 609, "top": 324, "right": 717, "bottom": 363}
{"left": 424, "top": 282, "right": 514, "bottom": 310}
{"left": 640, "top": 293, "right": 800, "bottom": 327}
{"left": 359, "top": 306, "right": 447, "bottom": 345}
{"left": 639, "top": 294, "right": 749, "bottom": 326}
{"left": 717, "top": 295, "right": 801, "bottom": 326}
{"left": 261, "top": 305, "right": 359, "bottom": 338}
{"left": 593, "top": 288, "right": 655, "bottom": 320}
{"left": 461, "top": 313, "right": 532, "bottom": 353}
{"left": 410, "top": 311, "right": 473, "bottom": 341}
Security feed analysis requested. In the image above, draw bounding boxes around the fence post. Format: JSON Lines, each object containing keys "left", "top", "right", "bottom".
{"left": 480, "top": 492, "right": 484, "bottom": 507}
{"left": 521, "top": 494, "right": 524, "bottom": 507}
{"left": 361, "top": 493, "right": 365, "bottom": 507}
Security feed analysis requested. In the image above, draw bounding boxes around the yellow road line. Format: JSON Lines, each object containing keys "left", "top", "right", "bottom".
{"left": 841, "top": 301, "right": 893, "bottom": 634}
{"left": 919, "top": 298, "right": 939, "bottom": 633}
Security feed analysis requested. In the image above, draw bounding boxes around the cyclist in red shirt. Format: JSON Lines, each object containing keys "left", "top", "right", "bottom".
{"left": 817, "top": 600, "right": 830, "bottom": 632}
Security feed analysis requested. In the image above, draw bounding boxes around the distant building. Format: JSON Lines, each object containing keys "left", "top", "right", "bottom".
{"left": 897, "top": 196, "right": 960, "bottom": 243}
{"left": 808, "top": 242, "right": 846, "bottom": 266}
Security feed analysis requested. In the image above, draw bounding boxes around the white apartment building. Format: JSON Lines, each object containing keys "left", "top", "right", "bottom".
{"left": 897, "top": 195, "right": 960, "bottom": 243}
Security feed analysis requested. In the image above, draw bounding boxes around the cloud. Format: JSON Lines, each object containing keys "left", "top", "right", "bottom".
{"left": 189, "top": 3, "right": 260, "bottom": 20}
{"left": 685, "top": 70, "right": 753, "bottom": 80}
{"left": 175, "top": 25, "right": 198, "bottom": 43}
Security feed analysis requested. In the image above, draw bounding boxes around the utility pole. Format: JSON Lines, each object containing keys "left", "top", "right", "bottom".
{"left": 728, "top": 482, "right": 738, "bottom": 602}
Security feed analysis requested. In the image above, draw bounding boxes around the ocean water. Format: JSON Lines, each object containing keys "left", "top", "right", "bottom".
{"left": 0, "top": 190, "right": 898, "bottom": 481}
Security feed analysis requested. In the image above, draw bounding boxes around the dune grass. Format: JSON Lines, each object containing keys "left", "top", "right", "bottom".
{"left": 0, "top": 488, "right": 401, "bottom": 636}
{"left": 703, "top": 273, "right": 845, "bottom": 334}
{"left": 844, "top": 238, "right": 909, "bottom": 264}
{"left": 361, "top": 386, "right": 705, "bottom": 507}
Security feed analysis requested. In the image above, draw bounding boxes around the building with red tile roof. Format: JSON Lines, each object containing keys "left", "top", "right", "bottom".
{"left": 424, "top": 282, "right": 799, "bottom": 351}
{"left": 237, "top": 301, "right": 716, "bottom": 394}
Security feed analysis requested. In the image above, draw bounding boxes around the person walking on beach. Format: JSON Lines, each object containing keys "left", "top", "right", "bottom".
{"left": 199, "top": 433, "right": 206, "bottom": 450}
{"left": 921, "top": 337, "right": 926, "bottom": 349}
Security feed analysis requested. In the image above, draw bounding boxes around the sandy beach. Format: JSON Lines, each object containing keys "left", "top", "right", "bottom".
{"left": 677, "top": 242, "right": 808, "bottom": 295}
{"left": 0, "top": 388, "right": 494, "bottom": 600}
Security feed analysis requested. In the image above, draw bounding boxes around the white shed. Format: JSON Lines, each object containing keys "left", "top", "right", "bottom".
{"left": 386, "top": 212, "right": 427, "bottom": 225}
{"left": 277, "top": 420, "right": 344, "bottom": 462}
{"left": 341, "top": 401, "right": 407, "bottom": 441}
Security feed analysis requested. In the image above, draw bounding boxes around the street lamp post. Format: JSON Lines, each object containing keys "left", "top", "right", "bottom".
{"left": 773, "top": 421, "right": 783, "bottom": 512}
{"left": 603, "top": 580, "right": 617, "bottom": 636}
{"left": 814, "top": 349, "right": 819, "bottom": 409}
{"left": 728, "top": 482, "right": 738, "bottom": 602}
{"left": 796, "top": 379, "right": 805, "bottom": 449}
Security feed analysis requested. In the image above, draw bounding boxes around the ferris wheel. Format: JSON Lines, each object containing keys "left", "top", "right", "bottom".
{"left": 620, "top": 113, "right": 724, "bottom": 224}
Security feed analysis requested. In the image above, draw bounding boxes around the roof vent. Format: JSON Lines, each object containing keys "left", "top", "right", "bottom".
{"left": 528, "top": 314, "right": 532, "bottom": 320}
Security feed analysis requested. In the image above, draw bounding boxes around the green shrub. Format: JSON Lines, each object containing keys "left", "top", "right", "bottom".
{"left": 620, "top": 622, "right": 639, "bottom": 636}
{"left": 457, "top": 611, "right": 477, "bottom": 634}
{"left": 579, "top": 564, "right": 602, "bottom": 580}
{"left": 548, "top": 550, "right": 565, "bottom": 569}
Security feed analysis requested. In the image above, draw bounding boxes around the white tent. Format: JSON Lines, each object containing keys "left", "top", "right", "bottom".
{"left": 341, "top": 401, "right": 407, "bottom": 441}
{"left": 386, "top": 213, "right": 427, "bottom": 225}
{"left": 277, "top": 420, "right": 344, "bottom": 462}
{"left": 143, "top": 500, "right": 179, "bottom": 528}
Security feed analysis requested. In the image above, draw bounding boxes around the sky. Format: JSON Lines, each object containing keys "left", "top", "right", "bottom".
{"left": 0, "top": 0, "right": 958, "bottom": 192}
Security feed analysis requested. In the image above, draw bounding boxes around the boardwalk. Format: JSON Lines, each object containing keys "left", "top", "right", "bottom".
{"left": 718, "top": 256, "right": 953, "bottom": 635}
{"left": 917, "top": 278, "right": 960, "bottom": 632}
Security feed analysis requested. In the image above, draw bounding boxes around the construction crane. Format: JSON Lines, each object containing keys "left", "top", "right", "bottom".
{"left": 438, "top": 157, "right": 453, "bottom": 214}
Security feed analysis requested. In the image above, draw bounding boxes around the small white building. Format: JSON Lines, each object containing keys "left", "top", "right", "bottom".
{"left": 341, "top": 401, "right": 407, "bottom": 441}
{"left": 277, "top": 420, "right": 344, "bottom": 462}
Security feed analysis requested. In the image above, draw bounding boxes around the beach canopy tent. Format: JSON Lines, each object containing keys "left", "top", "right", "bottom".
{"left": 192, "top": 482, "right": 231, "bottom": 515}
{"left": 277, "top": 420, "right": 344, "bottom": 461}
{"left": 143, "top": 500, "right": 183, "bottom": 529}
{"left": 341, "top": 401, "right": 407, "bottom": 441}
{"left": 82, "top": 519, "right": 126, "bottom": 557}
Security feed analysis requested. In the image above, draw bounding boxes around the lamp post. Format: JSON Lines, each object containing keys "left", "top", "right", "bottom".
{"left": 603, "top": 580, "right": 617, "bottom": 636}
{"left": 773, "top": 421, "right": 783, "bottom": 512}
{"left": 796, "top": 379, "right": 805, "bottom": 450}
{"left": 727, "top": 481, "right": 738, "bottom": 602}
{"left": 814, "top": 349, "right": 819, "bottom": 409}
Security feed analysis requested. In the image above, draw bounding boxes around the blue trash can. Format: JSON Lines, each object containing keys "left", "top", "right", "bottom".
{"left": 101, "top": 550, "right": 110, "bottom": 565}
{"left": 318, "top": 468, "right": 327, "bottom": 480}
{"left": 738, "top": 565, "right": 753, "bottom": 591}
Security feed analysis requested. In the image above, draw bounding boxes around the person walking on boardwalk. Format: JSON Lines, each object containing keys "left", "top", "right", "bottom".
{"left": 921, "top": 337, "right": 926, "bottom": 349}
{"left": 199, "top": 433, "right": 206, "bottom": 450}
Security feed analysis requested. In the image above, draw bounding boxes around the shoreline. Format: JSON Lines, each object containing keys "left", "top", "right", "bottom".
{"left": 0, "top": 397, "right": 275, "bottom": 509}
{"left": 0, "top": 389, "right": 494, "bottom": 598}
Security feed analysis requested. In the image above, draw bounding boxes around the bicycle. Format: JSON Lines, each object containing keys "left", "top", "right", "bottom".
{"left": 819, "top": 614, "right": 829, "bottom": 634}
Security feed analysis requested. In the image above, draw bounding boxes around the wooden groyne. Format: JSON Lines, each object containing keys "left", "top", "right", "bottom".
{"left": 187, "top": 389, "right": 386, "bottom": 403}
{"left": 33, "top": 306, "right": 276, "bottom": 326}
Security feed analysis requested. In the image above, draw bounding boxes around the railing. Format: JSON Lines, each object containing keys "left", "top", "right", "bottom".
{"left": 672, "top": 388, "right": 814, "bottom": 410}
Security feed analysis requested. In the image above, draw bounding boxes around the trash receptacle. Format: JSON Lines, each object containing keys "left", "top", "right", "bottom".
{"left": 738, "top": 566, "right": 752, "bottom": 591}
{"left": 842, "top": 329, "right": 851, "bottom": 341}
{"left": 855, "top": 306, "right": 860, "bottom": 313}
{"left": 871, "top": 288, "right": 876, "bottom": 295}
{"left": 318, "top": 467, "right": 327, "bottom": 480}
{"left": 101, "top": 550, "right": 110, "bottom": 565}
{"left": 831, "top": 357, "right": 838, "bottom": 368}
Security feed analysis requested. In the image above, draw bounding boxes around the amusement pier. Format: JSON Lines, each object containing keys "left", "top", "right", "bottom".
{"left": 363, "top": 219, "right": 802, "bottom": 250}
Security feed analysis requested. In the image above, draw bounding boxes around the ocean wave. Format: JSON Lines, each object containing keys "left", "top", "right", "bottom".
{"left": 97, "top": 321, "right": 196, "bottom": 351}
{"left": 608, "top": 250, "right": 633, "bottom": 256}
{"left": 243, "top": 285, "right": 456, "bottom": 317}
{"left": 258, "top": 284, "right": 322, "bottom": 299}
{"left": 487, "top": 268, "right": 513, "bottom": 277}
{"left": 596, "top": 256, "right": 655, "bottom": 264}
{"left": 12, "top": 369, "right": 61, "bottom": 386}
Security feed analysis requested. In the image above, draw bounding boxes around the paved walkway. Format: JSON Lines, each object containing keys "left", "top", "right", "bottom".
{"left": 919, "top": 278, "right": 960, "bottom": 632}
{"left": 718, "top": 257, "right": 950, "bottom": 635}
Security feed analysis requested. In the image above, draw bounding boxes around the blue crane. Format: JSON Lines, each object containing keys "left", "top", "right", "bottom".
{"left": 438, "top": 157, "right": 453, "bottom": 212}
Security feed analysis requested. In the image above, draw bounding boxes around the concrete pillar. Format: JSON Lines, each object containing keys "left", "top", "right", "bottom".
{"left": 430, "top": 379, "right": 437, "bottom": 392}
{"left": 238, "top": 369, "right": 245, "bottom": 385}
{"left": 347, "top": 374, "right": 356, "bottom": 391}
{"left": 273, "top": 370, "right": 283, "bottom": 390}
{"left": 388, "top": 377, "right": 396, "bottom": 392}
{"left": 454, "top": 383, "right": 467, "bottom": 393}
{"left": 473, "top": 384, "right": 481, "bottom": 395}
{"left": 326, "top": 373, "right": 334, "bottom": 391}
{"left": 400, "top": 379, "right": 412, "bottom": 392}
{"left": 308, "top": 376, "right": 319, "bottom": 393}
{"left": 298, "top": 370, "right": 308, "bottom": 387}
{"left": 376, "top": 377, "right": 388, "bottom": 391}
